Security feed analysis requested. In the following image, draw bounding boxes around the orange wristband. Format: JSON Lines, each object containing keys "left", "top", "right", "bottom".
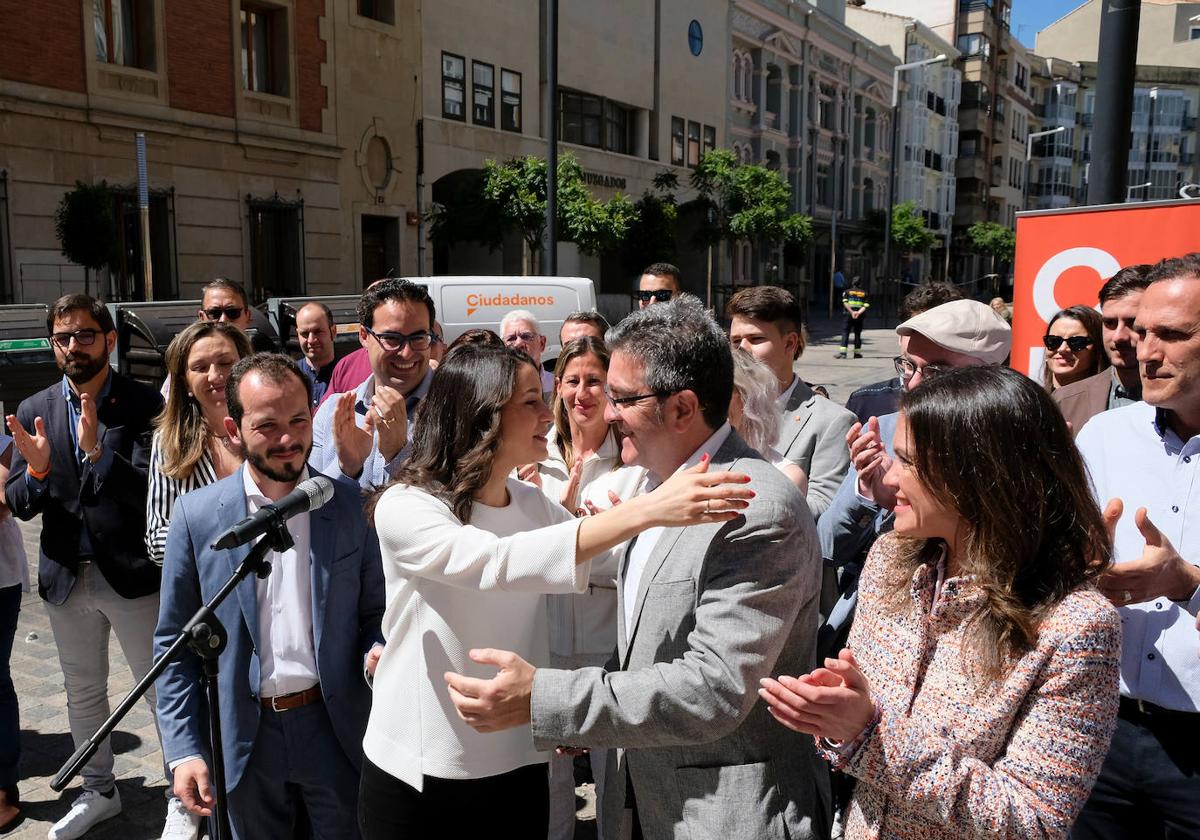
{"left": 25, "top": 463, "right": 50, "bottom": 481}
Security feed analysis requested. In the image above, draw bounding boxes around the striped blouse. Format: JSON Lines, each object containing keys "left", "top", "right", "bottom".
{"left": 145, "top": 431, "right": 218, "bottom": 566}
{"left": 826, "top": 532, "right": 1121, "bottom": 840}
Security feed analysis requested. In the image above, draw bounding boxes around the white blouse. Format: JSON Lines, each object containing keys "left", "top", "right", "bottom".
{"left": 364, "top": 479, "right": 588, "bottom": 791}
{"left": 534, "top": 428, "right": 647, "bottom": 659}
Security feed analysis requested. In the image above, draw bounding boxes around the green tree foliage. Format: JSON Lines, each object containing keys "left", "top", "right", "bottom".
{"left": 55, "top": 181, "right": 118, "bottom": 296}
{"left": 690, "top": 149, "right": 813, "bottom": 254}
{"left": 620, "top": 171, "right": 679, "bottom": 276}
{"left": 890, "top": 201, "right": 936, "bottom": 254}
{"left": 966, "top": 220, "right": 1016, "bottom": 263}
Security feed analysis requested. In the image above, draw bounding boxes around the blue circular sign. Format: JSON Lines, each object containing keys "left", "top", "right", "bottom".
{"left": 689, "top": 20, "right": 703, "bottom": 56}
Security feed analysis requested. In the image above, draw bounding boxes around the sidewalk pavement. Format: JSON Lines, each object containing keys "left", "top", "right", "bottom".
{"left": 796, "top": 310, "right": 900, "bottom": 406}
{"left": 7, "top": 520, "right": 167, "bottom": 840}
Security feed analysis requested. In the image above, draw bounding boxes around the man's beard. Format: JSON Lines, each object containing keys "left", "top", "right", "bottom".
{"left": 61, "top": 352, "right": 109, "bottom": 384}
{"left": 241, "top": 441, "right": 312, "bottom": 483}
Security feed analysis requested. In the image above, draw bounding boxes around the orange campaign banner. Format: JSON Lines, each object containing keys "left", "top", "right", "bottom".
{"left": 1012, "top": 199, "right": 1200, "bottom": 376}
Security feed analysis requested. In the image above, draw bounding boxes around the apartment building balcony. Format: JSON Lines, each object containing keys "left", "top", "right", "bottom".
{"left": 957, "top": 154, "right": 989, "bottom": 183}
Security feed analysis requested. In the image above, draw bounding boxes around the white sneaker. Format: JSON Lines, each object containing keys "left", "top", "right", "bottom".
{"left": 47, "top": 788, "right": 122, "bottom": 840}
{"left": 160, "top": 796, "right": 201, "bottom": 840}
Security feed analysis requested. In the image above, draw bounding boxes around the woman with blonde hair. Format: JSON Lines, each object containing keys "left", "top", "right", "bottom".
{"left": 760, "top": 365, "right": 1121, "bottom": 840}
{"left": 146, "top": 321, "right": 252, "bottom": 565}
{"left": 728, "top": 348, "right": 808, "bottom": 493}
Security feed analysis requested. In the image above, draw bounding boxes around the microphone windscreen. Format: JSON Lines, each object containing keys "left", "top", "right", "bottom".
{"left": 299, "top": 475, "right": 336, "bottom": 512}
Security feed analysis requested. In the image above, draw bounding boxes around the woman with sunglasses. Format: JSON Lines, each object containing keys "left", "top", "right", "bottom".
{"left": 759, "top": 366, "right": 1121, "bottom": 840}
{"left": 146, "top": 321, "right": 253, "bottom": 566}
{"left": 358, "top": 343, "right": 752, "bottom": 838}
{"left": 1041, "top": 305, "right": 1108, "bottom": 392}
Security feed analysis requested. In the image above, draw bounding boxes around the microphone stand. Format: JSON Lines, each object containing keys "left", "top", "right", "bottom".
{"left": 52, "top": 517, "right": 294, "bottom": 840}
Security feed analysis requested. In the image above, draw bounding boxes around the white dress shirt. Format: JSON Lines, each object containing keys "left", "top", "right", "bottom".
{"left": 622, "top": 423, "right": 733, "bottom": 638}
{"left": 1077, "top": 401, "right": 1200, "bottom": 712}
{"left": 776, "top": 374, "right": 800, "bottom": 409}
{"left": 243, "top": 466, "right": 320, "bottom": 698}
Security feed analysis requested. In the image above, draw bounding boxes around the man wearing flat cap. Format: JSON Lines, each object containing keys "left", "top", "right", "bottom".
{"left": 815, "top": 299, "right": 1012, "bottom": 654}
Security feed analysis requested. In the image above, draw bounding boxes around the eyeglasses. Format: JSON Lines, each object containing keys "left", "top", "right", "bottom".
{"left": 1042, "top": 335, "right": 1094, "bottom": 352}
{"left": 602, "top": 386, "right": 676, "bottom": 408}
{"left": 50, "top": 329, "right": 101, "bottom": 348}
{"left": 503, "top": 331, "right": 540, "bottom": 345}
{"left": 893, "top": 356, "right": 949, "bottom": 383}
{"left": 202, "top": 306, "right": 245, "bottom": 322}
{"left": 365, "top": 326, "right": 434, "bottom": 353}
{"left": 636, "top": 290, "right": 674, "bottom": 303}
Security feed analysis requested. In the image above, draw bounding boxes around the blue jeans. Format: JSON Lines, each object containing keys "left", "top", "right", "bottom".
{"left": 0, "top": 584, "right": 21, "bottom": 792}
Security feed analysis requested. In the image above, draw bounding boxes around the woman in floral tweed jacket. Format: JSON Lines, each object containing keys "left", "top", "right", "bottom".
{"left": 760, "top": 365, "right": 1122, "bottom": 840}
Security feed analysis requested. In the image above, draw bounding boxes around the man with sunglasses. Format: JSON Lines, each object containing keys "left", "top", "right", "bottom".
{"left": 3, "top": 296, "right": 184, "bottom": 840}
{"left": 636, "top": 262, "right": 682, "bottom": 309}
{"left": 1053, "top": 265, "right": 1151, "bottom": 436}
{"left": 198, "top": 278, "right": 254, "bottom": 332}
{"left": 311, "top": 279, "right": 436, "bottom": 488}
{"left": 816, "top": 300, "right": 1010, "bottom": 649}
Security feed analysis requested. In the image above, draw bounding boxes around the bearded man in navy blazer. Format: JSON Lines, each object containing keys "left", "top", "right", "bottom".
{"left": 5, "top": 294, "right": 168, "bottom": 840}
{"left": 154, "top": 353, "right": 384, "bottom": 839}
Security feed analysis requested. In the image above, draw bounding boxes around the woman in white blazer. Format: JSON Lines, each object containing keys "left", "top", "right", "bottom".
{"left": 359, "top": 342, "right": 754, "bottom": 837}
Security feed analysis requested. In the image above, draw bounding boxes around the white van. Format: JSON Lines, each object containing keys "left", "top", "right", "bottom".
{"left": 403, "top": 275, "right": 596, "bottom": 362}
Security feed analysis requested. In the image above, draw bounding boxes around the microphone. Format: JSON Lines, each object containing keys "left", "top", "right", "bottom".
{"left": 212, "top": 476, "right": 336, "bottom": 550}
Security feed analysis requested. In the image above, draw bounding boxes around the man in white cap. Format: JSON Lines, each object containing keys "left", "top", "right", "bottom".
{"left": 815, "top": 299, "right": 1011, "bottom": 652}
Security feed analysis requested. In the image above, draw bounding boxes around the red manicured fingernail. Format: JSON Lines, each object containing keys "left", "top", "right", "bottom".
{"left": 701, "top": 453, "right": 710, "bottom": 463}
{"left": 748, "top": 491, "right": 756, "bottom": 498}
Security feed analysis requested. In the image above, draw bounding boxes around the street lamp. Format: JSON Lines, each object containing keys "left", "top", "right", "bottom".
{"left": 1142, "top": 87, "right": 1159, "bottom": 203}
{"left": 1126, "top": 181, "right": 1152, "bottom": 201}
{"left": 884, "top": 53, "right": 946, "bottom": 315}
{"left": 1024, "top": 126, "right": 1065, "bottom": 211}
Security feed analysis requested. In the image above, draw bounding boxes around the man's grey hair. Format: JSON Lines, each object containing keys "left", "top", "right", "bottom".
{"left": 606, "top": 294, "right": 733, "bottom": 430}
{"left": 500, "top": 309, "right": 542, "bottom": 335}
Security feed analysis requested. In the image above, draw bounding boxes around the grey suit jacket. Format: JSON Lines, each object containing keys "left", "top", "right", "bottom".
{"left": 776, "top": 379, "right": 855, "bottom": 519}
{"left": 531, "top": 431, "right": 831, "bottom": 840}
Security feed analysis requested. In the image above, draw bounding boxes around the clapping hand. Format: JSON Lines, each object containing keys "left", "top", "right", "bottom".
{"left": 331, "top": 391, "right": 373, "bottom": 479}
{"left": 77, "top": 393, "right": 100, "bottom": 460}
{"left": 370, "top": 385, "right": 409, "bottom": 461}
{"left": 848, "top": 418, "right": 894, "bottom": 509}
{"left": 5, "top": 414, "right": 51, "bottom": 474}
{"left": 758, "top": 649, "right": 876, "bottom": 743}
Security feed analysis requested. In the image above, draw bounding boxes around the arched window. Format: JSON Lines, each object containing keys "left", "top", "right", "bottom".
{"left": 742, "top": 54, "right": 754, "bottom": 102}
{"left": 731, "top": 52, "right": 744, "bottom": 101}
{"left": 765, "top": 150, "right": 781, "bottom": 171}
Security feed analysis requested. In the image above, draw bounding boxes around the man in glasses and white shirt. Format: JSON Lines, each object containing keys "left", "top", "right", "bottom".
{"left": 311, "top": 279, "right": 436, "bottom": 489}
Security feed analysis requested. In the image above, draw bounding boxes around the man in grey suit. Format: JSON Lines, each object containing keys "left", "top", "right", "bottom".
{"left": 445, "top": 296, "right": 830, "bottom": 840}
{"left": 727, "top": 286, "right": 855, "bottom": 519}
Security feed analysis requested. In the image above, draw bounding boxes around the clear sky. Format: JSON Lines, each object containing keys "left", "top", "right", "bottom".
{"left": 1011, "top": 0, "right": 1088, "bottom": 48}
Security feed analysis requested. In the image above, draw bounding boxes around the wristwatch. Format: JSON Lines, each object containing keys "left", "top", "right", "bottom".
{"left": 84, "top": 441, "right": 103, "bottom": 461}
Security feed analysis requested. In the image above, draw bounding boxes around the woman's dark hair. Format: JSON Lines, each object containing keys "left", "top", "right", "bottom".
{"left": 368, "top": 343, "right": 536, "bottom": 524}
{"left": 446, "top": 328, "right": 505, "bottom": 353}
{"left": 890, "top": 365, "right": 1111, "bottom": 681}
{"left": 1041, "top": 304, "right": 1108, "bottom": 391}
{"left": 552, "top": 337, "right": 611, "bottom": 470}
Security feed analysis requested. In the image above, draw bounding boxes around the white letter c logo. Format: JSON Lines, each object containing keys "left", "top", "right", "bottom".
{"left": 1032, "top": 247, "right": 1121, "bottom": 322}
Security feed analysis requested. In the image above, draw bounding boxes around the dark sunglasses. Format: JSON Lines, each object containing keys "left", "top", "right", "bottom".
{"left": 1042, "top": 335, "right": 1093, "bottom": 352}
{"left": 202, "top": 306, "right": 245, "bottom": 321}
{"left": 636, "top": 289, "right": 674, "bottom": 303}
{"left": 50, "top": 329, "right": 101, "bottom": 348}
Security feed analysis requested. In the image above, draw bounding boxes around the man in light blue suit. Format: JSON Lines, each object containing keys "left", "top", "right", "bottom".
{"left": 155, "top": 354, "right": 384, "bottom": 840}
